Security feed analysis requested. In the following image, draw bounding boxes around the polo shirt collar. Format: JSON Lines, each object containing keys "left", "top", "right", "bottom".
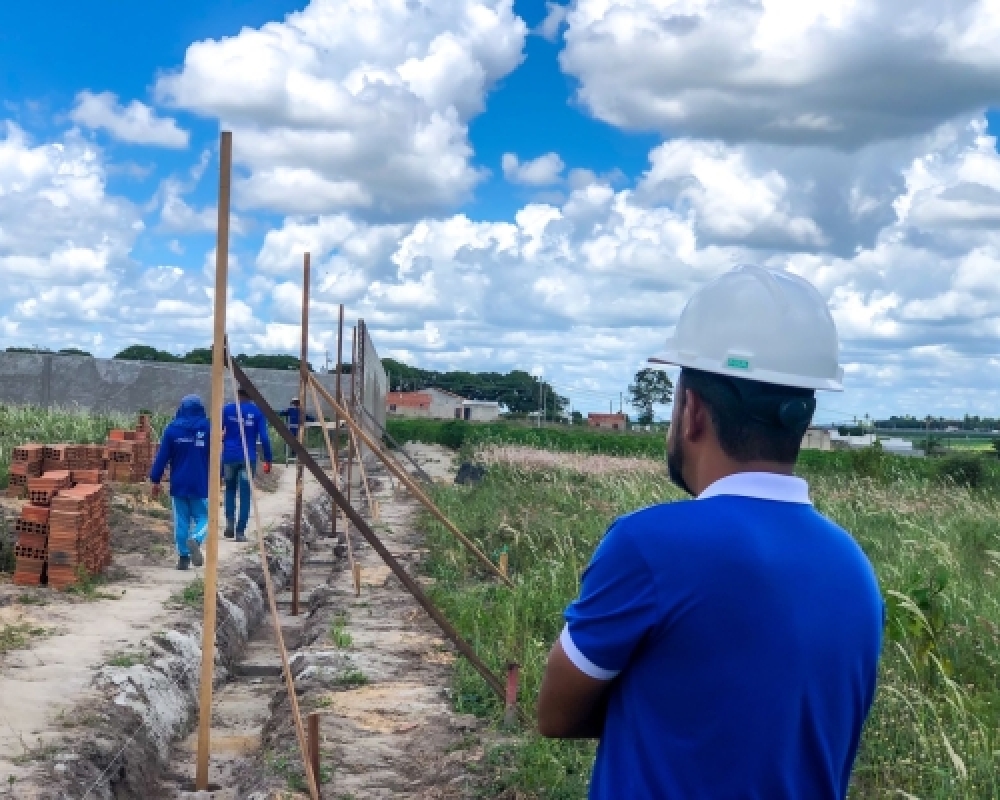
{"left": 697, "top": 471, "right": 811, "bottom": 504}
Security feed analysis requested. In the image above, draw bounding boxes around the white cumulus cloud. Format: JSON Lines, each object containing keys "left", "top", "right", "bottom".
{"left": 70, "top": 91, "right": 189, "bottom": 148}
{"left": 559, "top": 0, "right": 1000, "bottom": 147}
{"left": 502, "top": 152, "right": 566, "bottom": 186}
{"left": 156, "top": 0, "right": 527, "bottom": 218}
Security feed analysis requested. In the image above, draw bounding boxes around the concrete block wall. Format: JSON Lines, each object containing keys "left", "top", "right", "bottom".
{"left": 0, "top": 353, "right": 351, "bottom": 417}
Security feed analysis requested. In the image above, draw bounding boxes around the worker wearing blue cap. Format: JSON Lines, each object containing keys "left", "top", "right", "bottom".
{"left": 150, "top": 394, "right": 211, "bottom": 570}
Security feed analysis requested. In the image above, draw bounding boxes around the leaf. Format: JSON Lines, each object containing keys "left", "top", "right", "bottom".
{"left": 940, "top": 731, "right": 967, "bottom": 781}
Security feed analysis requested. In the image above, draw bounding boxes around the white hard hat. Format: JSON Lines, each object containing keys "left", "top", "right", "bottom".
{"left": 650, "top": 265, "right": 843, "bottom": 391}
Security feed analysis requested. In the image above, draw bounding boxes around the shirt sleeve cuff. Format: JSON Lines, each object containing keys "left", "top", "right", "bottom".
{"left": 560, "top": 625, "right": 619, "bottom": 681}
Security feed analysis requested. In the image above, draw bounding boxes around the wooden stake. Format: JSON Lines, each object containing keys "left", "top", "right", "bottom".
{"left": 504, "top": 663, "right": 520, "bottom": 728}
{"left": 308, "top": 712, "right": 322, "bottom": 797}
{"left": 309, "top": 375, "right": 513, "bottom": 587}
{"left": 499, "top": 551, "right": 508, "bottom": 578}
{"left": 292, "top": 253, "right": 310, "bottom": 617}
{"left": 353, "top": 562, "right": 362, "bottom": 597}
{"left": 195, "top": 129, "right": 232, "bottom": 790}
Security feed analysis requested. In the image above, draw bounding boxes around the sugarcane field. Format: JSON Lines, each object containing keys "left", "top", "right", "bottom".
{"left": 5, "top": 1, "right": 1000, "bottom": 799}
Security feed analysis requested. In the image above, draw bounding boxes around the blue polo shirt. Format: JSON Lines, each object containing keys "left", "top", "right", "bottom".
{"left": 563, "top": 472, "right": 883, "bottom": 800}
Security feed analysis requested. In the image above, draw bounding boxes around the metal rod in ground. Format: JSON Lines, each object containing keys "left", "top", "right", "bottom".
{"left": 308, "top": 381, "right": 355, "bottom": 581}
{"left": 360, "top": 405, "right": 434, "bottom": 485}
{"left": 309, "top": 375, "right": 514, "bottom": 588}
{"left": 504, "top": 663, "right": 520, "bottom": 728}
{"left": 230, "top": 361, "right": 511, "bottom": 705}
{"left": 347, "top": 326, "right": 355, "bottom": 524}
{"left": 225, "top": 350, "right": 320, "bottom": 800}
{"left": 292, "top": 252, "right": 310, "bottom": 616}
{"left": 308, "top": 712, "right": 322, "bottom": 799}
{"left": 333, "top": 303, "right": 344, "bottom": 540}
{"left": 195, "top": 129, "right": 232, "bottom": 790}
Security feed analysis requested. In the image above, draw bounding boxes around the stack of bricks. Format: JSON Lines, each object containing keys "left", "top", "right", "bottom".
{"left": 8, "top": 444, "right": 45, "bottom": 497}
{"left": 47, "top": 483, "right": 111, "bottom": 589}
{"left": 106, "top": 415, "right": 156, "bottom": 483}
{"left": 12, "top": 469, "right": 110, "bottom": 588}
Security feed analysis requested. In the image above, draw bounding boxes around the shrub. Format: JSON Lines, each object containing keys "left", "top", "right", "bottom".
{"left": 936, "top": 454, "right": 985, "bottom": 488}
{"left": 849, "top": 442, "right": 887, "bottom": 480}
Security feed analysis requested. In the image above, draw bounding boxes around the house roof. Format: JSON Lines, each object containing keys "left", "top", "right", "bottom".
{"left": 387, "top": 391, "right": 431, "bottom": 408}
{"left": 588, "top": 412, "right": 627, "bottom": 422}
{"left": 424, "top": 387, "right": 466, "bottom": 401}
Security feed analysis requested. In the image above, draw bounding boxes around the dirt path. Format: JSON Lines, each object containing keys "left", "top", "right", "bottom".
{"left": 312, "top": 445, "right": 484, "bottom": 799}
{"left": 199, "top": 442, "right": 490, "bottom": 798}
{"left": 0, "top": 465, "right": 319, "bottom": 788}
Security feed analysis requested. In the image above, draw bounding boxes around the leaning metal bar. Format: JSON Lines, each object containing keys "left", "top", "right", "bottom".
{"left": 230, "top": 360, "right": 508, "bottom": 703}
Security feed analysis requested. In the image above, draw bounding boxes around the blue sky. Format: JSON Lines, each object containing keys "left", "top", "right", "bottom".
{"left": 3, "top": 0, "right": 1000, "bottom": 422}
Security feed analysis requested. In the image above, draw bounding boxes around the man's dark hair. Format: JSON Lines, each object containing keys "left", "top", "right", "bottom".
{"left": 237, "top": 387, "right": 250, "bottom": 399}
{"left": 290, "top": 398, "right": 300, "bottom": 406}
{"left": 680, "top": 368, "right": 816, "bottom": 463}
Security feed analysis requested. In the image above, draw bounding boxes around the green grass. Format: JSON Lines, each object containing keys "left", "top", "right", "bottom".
{"left": 418, "top": 450, "right": 1000, "bottom": 799}
{"left": 106, "top": 650, "right": 150, "bottom": 668}
{"left": 386, "top": 418, "right": 668, "bottom": 458}
{"left": 337, "top": 668, "right": 369, "bottom": 687}
{"left": 329, "top": 613, "right": 353, "bottom": 648}
{"left": 167, "top": 577, "right": 205, "bottom": 609}
{"left": 0, "top": 623, "right": 47, "bottom": 655}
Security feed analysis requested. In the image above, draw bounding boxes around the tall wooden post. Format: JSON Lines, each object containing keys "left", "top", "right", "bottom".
{"left": 292, "top": 253, "right": 310, "bottom": 617}
{"left": 195, "top": 130, "right": 232, "bottom": 790}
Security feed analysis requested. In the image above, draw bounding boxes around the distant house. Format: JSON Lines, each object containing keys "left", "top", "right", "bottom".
{"left": 387, "top": 387, "right": 500, "bottom": 422}
{"left": 588, "top": 412, "right": 627, "bottom": 431}
{"left": 460, "top": 399, "right": 501, "bottom": 422}
{"left": 386, "top": 391, "right": 431, "bottom": 418}
{"left": 801, "top": 428, "right": 832, "bottom": 451}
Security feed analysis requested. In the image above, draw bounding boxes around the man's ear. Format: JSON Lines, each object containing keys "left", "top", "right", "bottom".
{"left": 682, "top": 388, "right": 709, "bottom": 442}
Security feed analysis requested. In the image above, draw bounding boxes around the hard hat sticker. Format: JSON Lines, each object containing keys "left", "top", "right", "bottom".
{"left": 726, "top": 356, "right": 751, "bottom": 370}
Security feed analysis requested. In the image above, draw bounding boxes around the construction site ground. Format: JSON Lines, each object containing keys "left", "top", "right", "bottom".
{"left": 0, "top": 442, "right": 487, "bottom": 798}
{"left": 162, "top": 442, "right": 487, "bottom": 799}
{"left": 0, "top": 465, "right": 320, "bottom": 793}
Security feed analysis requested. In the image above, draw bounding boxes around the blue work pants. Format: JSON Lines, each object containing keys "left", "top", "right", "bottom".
{"left": 172, "top": 496, "right": 209, "bottom": 557}
{"left": 224, "top": 461, "right": 256, "bottom": 533}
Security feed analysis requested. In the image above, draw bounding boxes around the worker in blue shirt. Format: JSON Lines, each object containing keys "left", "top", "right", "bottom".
{"left": 278, "top": 398, "right": 314, "bottom": 460}
{"left": 149, "top": 395, "right": 210, "bottom": 570}
{"left": 538, "top": 265, "right": 884, "bottom": 800}
{"left": 221, "top": 387, "right": 273, "bottom": 541}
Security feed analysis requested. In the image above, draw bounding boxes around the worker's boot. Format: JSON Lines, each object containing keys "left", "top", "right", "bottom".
{"left": 176, "top": 555, "right": 191, "bottom": 571}
{"left": 235, "top": 530, "right": 248, "bottom": 543}
{"left": 187, "top": 537, "right": 204, "bottom": 567}
{"left": 223, "top": 519, "right": 235, "bottom": 539}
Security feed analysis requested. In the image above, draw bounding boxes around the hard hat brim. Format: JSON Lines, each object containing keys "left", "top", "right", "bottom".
{"left": 648, "top": 352, "right": 843, "bottom": 392}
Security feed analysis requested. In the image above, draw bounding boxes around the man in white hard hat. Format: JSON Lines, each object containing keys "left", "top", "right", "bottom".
{"left": 537, "top": 265, "right": 883, "bottom": 799}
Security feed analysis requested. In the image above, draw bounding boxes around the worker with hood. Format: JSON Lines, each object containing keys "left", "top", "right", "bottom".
{"left": 150, "top": 394, "right": 211, "bottom": 570}
{"left": 537, "top": 265, "right": 883, "bottom": 799}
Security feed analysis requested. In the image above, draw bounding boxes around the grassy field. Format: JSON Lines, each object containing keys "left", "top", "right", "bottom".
{"left": 419, "top": 448, "right": 1000, "bottom": 798}
{"left": 0, "top": 405, "right": 172, "bottom": 488}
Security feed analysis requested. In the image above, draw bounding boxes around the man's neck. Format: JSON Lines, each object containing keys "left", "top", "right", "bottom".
{"left": 691, "top": 458, "right": 796, "bottom": 497}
